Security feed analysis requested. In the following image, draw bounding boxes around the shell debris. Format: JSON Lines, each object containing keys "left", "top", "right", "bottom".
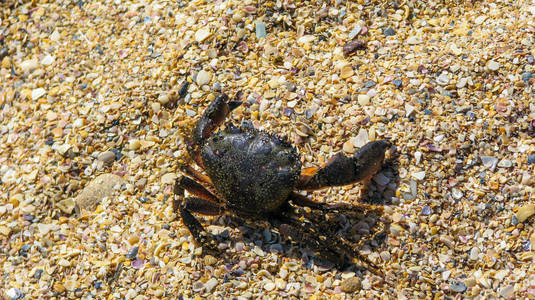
{"left": 0, "top": 0, "right": 534, "bottom": 298}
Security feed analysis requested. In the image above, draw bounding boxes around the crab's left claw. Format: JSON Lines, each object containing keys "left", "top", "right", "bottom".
{"left": 297, "top": 140, "right": 392, "bottom": 190}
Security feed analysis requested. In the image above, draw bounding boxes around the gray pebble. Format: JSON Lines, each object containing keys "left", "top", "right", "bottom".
{"left": 383, "top": 27, "right": 396, "bottom": 36}
{"left": 126, "top": 246, "right": 139, "bottom": 260}
{"left": 98, "top": 151, "right": 116, "bottom": 164}
{"left": 522, "top": 72, "right": 533, "bottom": 83}
{"left": 255, "top": 22, "right": 267, "bottom": 39}
{"left": 498, "top": 159, "right": 512, "bottom": 168}
{"left": 286, "top": 82, "right": 297, "bottom": 92}
{"left": 363, "top": 80, "right": 376, "bottom": 88}
{"left": 348, "top": 25, "right": 362, "bottom": 40}
{"left": 450, "top": 281, "right": 467, "bottom": 293}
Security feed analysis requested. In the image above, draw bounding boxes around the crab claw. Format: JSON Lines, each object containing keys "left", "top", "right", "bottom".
{"left": 297, "top": 140, "right": 392, "bottom": 190}
{"left": 187, "top": 94, "right": 243, "bottom": 168}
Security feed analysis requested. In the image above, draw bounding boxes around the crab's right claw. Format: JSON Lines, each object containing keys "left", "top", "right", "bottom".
{"left": 188, "top": 94, "right": 243, "bottom": 167}
{"left": 297, "top": 140, "right": 392, "bottom": 190}
{"left": 191, "top": 94, "right": 242, "bottom": 145}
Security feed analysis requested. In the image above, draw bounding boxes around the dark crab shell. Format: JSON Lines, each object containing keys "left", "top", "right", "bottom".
{"left": 200, "top": 123, "right": 302, "bottom": 214}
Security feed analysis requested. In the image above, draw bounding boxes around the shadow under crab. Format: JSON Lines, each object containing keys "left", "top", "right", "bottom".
{"left": 174, "top": 94, "right": 393, "bottom": 273}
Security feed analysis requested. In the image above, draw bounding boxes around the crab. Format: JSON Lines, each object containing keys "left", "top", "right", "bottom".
{"left": 174, "top": 94, "right": 391, "bottom": 271}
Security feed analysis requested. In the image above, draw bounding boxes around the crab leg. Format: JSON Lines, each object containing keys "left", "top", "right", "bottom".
{"left": 297, "top": 140, "right": 391, "bottom": 191}
{"left": 180, "top": 164, "right": 213, "bottom": 186}
{"left": 174, "top": 176, "right": 224, "bottom": 253}
{"left": 177, "top": 203, "right": 220, "bottom": 253}
{"left": 283, "top": 206, "right": 382, "bottom": 274}
{"left": 289, "top": 192, "right": 383, "bottom": 215}
{"left": 174, "top": 176, "right": 219, "bottom": 203}
{"left": 187, "top": 94, "right": 242, "bottom": 169}
{"left": 278, "top": 222, "right": 345, "bottom": 267}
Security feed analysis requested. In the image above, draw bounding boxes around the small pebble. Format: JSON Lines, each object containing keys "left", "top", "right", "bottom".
{"left": 348, "top": 25, "right": 362, "bottom": 40}
{"left": 474, "top": 15, "right": 487, "bottom": 24}
{"left": 469, "top": 247, "right": 480, "bottom": 260}
{"left": 522, "top": 72, "right": 533, "bottom": 83}
{"left": 363, "top": 80, "right": 376, "bottom": 88}
{"left": 212, "top": 82, "right": 222, "bottom": 91}
{"left": 357, "top": 94, "right": 370, "bottom": 106}
{"left": 263, "top": 280, "right": 275, "bottom": 291}
{"left": 498, "top": 159, "right": 512, "bottom": 168}
{"left": 126, "top": 246, "right": 139, "bottom": 259}
{"left": 481, "top": 156, "right": 498, "bottom": 170}
{"left": 75, "top": 174, "right": 125, "bottom": 211}
{"left": 98, "top": 151, "right": 116, "bottom": 164}
{"left": 196, "top": 70, "right": 212, "bottom": 86}
{"left": 450, "top": 282, "right": 467, "bottom": 293}
{"left": 153, "top": 288, "right": 164, "bottom": 297}
{"left": 179, "top": 81, "right": 190, "bottom": 97}
{"left": 205, "top": 278, "right": 219, "bottom": 292}
{"left": 406, "top": 36, "right": 422, "bottom": 45}
{"left": 527, "top": 154, "right": 535, "bottom": 164}
{"left": 487, "top": 60, "right": 500, "bottom": 71}
{"left": 255, "top": 22, "right": 267, "bottom": 39}
{"left": 54, "top": 283, "right": 66, "bottom": 293}
{"left": 129, "top": 139, "right": 141, "bottom": 151}
{"left": 132, "top": 259, "right": 144, "bottom": 269}
{"left": 412, "top": 171, "right": 426, "bottom": 180}
{"left": 275, "top": 278, "right": 286, "bottom": 290}
{"left": 340, "top": 277, "right": 361, "bottom": 293}
{"left": 6, "top": 288, "right": 22, "bottom": 299}
{"left": 161, "top": 173, "right": 177, "bottom": 185}
{"left": 342, "top": 140, "right": 354, "bottom": 153}
{"left": 499, "top": 285, "right": 514, "bottom": 298}
{"left": 437, "top": 72, "right": 450, "bottom": 86}
{"left": 195, "top": 27, "right": 211, "bottom": 42}
{"left": 158, "top": 93, "right": 170, "bottom": 104}
{"left": 405, "top": 103, "right": 416, "bottom": 117}
{"left": 19, "top": 59, "right": 39, "bottom": 72}
{"left": 421, "top": 206, "right": 432, "bottom": 216}
{"left": 343, "top": 40, "right": 366, "bottom": 56}
{"left": 31, "top": 88, "right": 47, "bottom": 100}
{"left": 361, "top": 279, "right": 371, "bottom": 290}
{"left": 452, "top": 188, "right": 463, "bottom": 200}
{"left": 380, "top": 251, "right": 391, "bottom": 262}
{"left": 350, "top": 129, "right": 369, "bottom": 148}
{"left": 57, "top": 198, "right": 76, "bottom": 214}
{"left": 516, "top": 204, "right": 535, "bottom": 223}
{"left": 383, "top": 27, "right": 396, "bottom": 36}
{"left": 204, "top": 255, "right": 217, "bottom": 266}
{"left": 340, "top": 65, "right": 354, "bottom": 79}
{"left": 58, "top": 258, "right": 71, "bottom": 267}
